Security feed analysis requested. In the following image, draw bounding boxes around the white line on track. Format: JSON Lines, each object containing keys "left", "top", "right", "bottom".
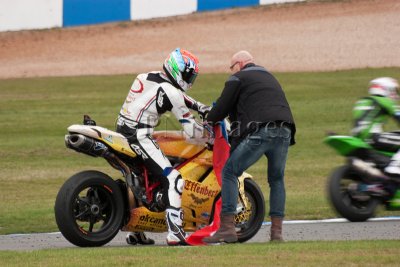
{"left": 5, "top": 217, "right": 400, "bottom": 237}
{"left": 262, "top": 216, "right": 400, "bottom": 225}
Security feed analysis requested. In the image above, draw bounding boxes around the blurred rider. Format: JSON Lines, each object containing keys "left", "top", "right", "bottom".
{"left": 352, "top": 77, "right": 400, "bottom": 178}
{"left": 116, "top": 48, "right": 210, "bottom": 245}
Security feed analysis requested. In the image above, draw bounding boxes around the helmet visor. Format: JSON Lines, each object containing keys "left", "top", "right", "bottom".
{"left": 182, "top": 68, "right": 198, "bottom": 85}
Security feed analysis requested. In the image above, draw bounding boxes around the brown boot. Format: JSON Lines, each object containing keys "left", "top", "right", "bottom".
{"left": 270, "top": 216, "right": 284, "bottom": 242}
{"left": 203, "top": 214, "right": 238, "bottom": 244}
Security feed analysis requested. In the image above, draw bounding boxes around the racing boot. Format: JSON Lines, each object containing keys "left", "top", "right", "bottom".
{"left": 126, "top": 232, "right": 155, "bottom": 245}
{"left": 384, "top": 157, "right": 400, "bottom": 182}
{"left": 166, "top": 207, "right": 188, "bottom": 246}
{"left": 270, "top": 216, "right": 284, "bottom": 242}
{"left": 202, "top": 214, "right": 238, "bottom": 244}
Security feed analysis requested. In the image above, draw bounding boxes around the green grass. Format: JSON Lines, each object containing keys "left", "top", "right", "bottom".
{"left": 1, "top": 240, "right": 399, "bottom": 267}
{"left": 1, "top": 68, "right": 400, "bottom": 235}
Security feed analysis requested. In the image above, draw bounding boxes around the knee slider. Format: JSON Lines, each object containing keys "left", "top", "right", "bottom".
{"left": 166, "top": 169, "right": 185, "bottom": 195}
{"left": 175, "top": 175, "right": 185, "bottom": 195}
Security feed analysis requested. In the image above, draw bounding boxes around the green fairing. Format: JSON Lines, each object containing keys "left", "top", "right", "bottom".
{"left": 388, "top": 190, "right": 400, "bottom": 209}
{"left": 323, "top": 135, "right": 393, "bottom": 157}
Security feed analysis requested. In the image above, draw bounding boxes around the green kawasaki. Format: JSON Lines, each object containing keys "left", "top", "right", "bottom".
{"left": 324, "top": 134, "right": 400, "bottom": 222}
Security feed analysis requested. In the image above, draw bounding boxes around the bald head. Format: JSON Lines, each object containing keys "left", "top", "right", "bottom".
{"left": 230, "top": 51, "right": 254, "bottom": 72}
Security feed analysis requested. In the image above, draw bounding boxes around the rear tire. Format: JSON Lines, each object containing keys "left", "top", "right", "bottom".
{"left": 55, "top": 170, "right": 125, "bottom": 247}
{"left": 328, "top": 166, "right": 380, "bottom": 222}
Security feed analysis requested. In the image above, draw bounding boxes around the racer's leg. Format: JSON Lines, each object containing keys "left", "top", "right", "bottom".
{"left": 116, "top": 125, "right": 156, "bottom": 245}
{"left": 373, "top": 132, "right": 400, "bottom": 178}
{"left": 366, "top": 133, "right": 400, "bottom": 197}
{"left": 132, "top": 129, "right": 187, "bottom": 245}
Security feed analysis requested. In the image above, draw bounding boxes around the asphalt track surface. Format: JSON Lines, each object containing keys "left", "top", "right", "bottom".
{"left": 1, "top": 218, "right": 399, "bottom": 251}
{"left": 0, "top": 0, "right": 399, "bottom": 252}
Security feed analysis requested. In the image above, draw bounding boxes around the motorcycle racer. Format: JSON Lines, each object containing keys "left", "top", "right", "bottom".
{"left": 116, "top": 48, "right": 210, "bottom": 245}
{"left": 352, "top": 77, "right": 400, "bottom": 178}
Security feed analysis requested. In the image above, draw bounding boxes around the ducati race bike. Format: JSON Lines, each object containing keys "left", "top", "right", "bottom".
{"left": 324, "top": 134, "right": 400, "bottom": 222}
{"left": 55, "top": 116, "right": 265, "bottom": 247}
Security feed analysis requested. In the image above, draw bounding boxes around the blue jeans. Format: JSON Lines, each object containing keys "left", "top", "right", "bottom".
{"left": 221, "top": 125, "right": 291, "bottom": 217}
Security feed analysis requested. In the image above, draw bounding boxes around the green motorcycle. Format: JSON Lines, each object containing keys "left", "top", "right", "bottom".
{"left": 324, "top": 134, "right": 400, "bottom": 221}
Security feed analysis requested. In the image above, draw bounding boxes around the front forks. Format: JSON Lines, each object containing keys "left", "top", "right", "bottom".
{"left": 235, "top": 175, "right": 252, "bottom": 225}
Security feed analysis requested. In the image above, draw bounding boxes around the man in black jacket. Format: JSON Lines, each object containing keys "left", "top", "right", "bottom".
{"left": 203, "top": 51, "right": 296, "bottom": 244}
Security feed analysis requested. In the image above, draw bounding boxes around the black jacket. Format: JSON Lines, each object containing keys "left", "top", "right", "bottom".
{"left": 207, "top": 64, "right": 296, "bottom": 148}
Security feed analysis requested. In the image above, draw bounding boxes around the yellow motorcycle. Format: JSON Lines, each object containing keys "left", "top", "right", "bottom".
{"left": 55, "top": 116, "right": 265, "bottom": 247}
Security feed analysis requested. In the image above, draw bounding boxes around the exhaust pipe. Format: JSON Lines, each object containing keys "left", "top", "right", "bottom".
{"left": 350, "top": 158, "right": 390, "bottom": 181}
{"left": 65, "top": 134, "right": 108, "bottom": 157}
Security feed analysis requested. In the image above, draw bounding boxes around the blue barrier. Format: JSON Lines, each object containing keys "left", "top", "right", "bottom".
{"left": 0, "top": 0, "right": 302, "bottom": 31}
{"left": 197, "top": 0, "right": 259, "bottom": 12}
{"left": 63, "top": 0, "right": 130, "bottom": 27}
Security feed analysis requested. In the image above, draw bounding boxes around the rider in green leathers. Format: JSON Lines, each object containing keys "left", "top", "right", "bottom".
{"left": 352, "top": 77, "right": 400, "bottom": 177}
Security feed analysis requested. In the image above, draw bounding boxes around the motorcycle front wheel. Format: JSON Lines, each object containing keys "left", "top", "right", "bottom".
{"left": 235, "top": 178, "right": 265, "bottom": 243}
{"left": 328, "top": 165, "right": 380, "bottom": 222}
{"left": 55, "top": 170, "right": 125, "bottom": 247}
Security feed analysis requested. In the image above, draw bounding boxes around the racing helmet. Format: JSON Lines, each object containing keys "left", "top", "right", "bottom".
{"left": 368, "top": 77, "right": 399, "bottom": 100}
{"left": 163, "top": 48, "right": 199, "bottom": 92}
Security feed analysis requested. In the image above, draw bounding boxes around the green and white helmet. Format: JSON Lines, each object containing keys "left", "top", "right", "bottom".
{"left": 368, "top": 77, "right": 399, "bottom": 100}
{"left": 163, "top": 48, "right": 199, "bottom": 92}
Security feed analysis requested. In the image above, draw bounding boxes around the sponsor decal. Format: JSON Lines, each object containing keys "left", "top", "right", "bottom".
{"left": 130, "top": 144, "right": 149, "bottom": 159}
{"left": 139, "top": 214, "right": 166, "bottom": 226}
{"left": 149, "top": 137, "right": 160, "bottom": 149}
{"left": 94, "top": 142, "right": 107, "bottom": 151}
{"left": 185, "top": 181, "right": 218, "bottom": 198}
{"left": 130, "top": 79, "right": 144, "bottom": 93}
{"left": 189, "top": 193, "right": 209, "bottom": 205}
{"left": 104, "top": 135, "right": 113, "bottom": 144}
{"left": 125, "top": 94, "right": 135, "bottom": 104}
{"left": 157, "top": 90, "right": 165, "bottom": 107}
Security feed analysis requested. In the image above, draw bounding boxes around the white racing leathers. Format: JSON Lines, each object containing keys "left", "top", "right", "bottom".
{"left": 116, "top": 71, "right": 206, "bottom": 209}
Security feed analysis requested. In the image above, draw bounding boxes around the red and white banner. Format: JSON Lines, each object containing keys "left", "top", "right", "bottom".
{"left": 186, "top": 123, "right": 230, "bottom": 246}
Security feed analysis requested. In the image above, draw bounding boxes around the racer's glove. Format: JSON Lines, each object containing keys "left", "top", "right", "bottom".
{"left": 198, "top": 105, "right": 211, "bottom": 122}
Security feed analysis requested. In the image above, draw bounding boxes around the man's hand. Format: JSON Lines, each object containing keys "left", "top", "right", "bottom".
{"left": 203, "top": 121, "right": 214, "bottom": 150}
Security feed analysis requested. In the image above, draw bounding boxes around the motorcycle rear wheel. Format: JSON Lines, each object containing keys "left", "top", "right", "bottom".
{"left": 235, "top": 178, "right": 265, "bottom": 243}
{"left": 328, "top": 165, "right": 380, "bottom": 222}
{"left": 55, "top": 170, "right": 125, "bottom": 247}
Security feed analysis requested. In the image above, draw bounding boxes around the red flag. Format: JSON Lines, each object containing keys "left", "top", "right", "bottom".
{"left": 186, "top": 123, "right": 230, "bottom": 245}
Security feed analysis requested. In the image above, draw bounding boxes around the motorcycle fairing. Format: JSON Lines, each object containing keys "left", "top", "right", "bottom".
{"left": 153, "top": 131, "right": 207, "bottom": 159}
{"left": 324, "top": 135, "right": 372, "bottom": 156}
{"left": 324, "top": 135, "right": 393, "bottom": 157}
{"left": 67, "top": 125, "right": 137, "bottom": 158}
{"left": 68, "top": 125, "right": 207, "bottom": 160}
{"left": 122, "top": 148, "right": 218, "bottom": 232}
{"left": 122, "top": 148, "right": 253, "bottom": 233}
